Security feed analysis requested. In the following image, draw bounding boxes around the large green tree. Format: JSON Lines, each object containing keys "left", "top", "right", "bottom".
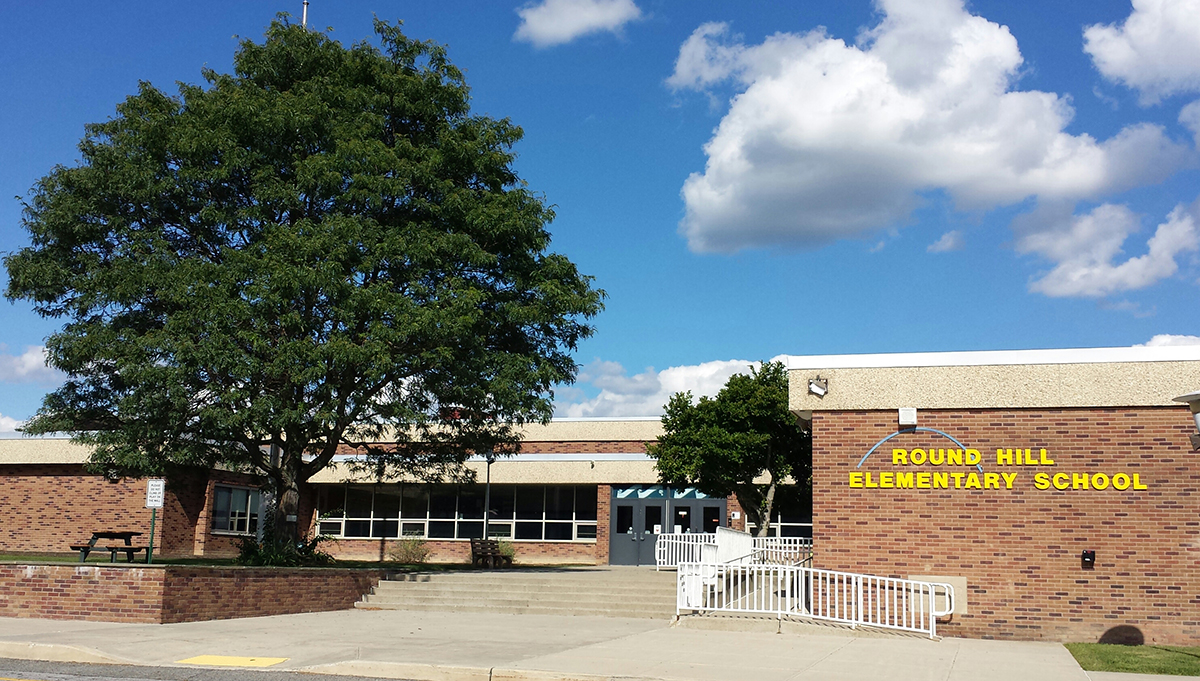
{"left": 4, "top": 19, "right": 603, "bottom": 541}
{"left": 648, "top": 361, "right": 810, "bottom": 537}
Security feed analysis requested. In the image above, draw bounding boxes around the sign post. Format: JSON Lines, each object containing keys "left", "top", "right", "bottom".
{"left": 146, "top": 479, "right": 165, "bottom": 563}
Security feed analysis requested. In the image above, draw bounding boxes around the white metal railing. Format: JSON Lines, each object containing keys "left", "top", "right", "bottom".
{"left": 656, "top": 533, "right": 815, "bottom": 569}
{"left": 656, "top": 533, "right": 715, "bottom": 569}
{"left": 677, "top": 562, "right": 954, "bottom": 638}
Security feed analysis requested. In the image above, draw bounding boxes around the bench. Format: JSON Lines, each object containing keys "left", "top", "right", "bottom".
{"left": 70, "top": 530, "right": 145, "bottom": 562}
{"left": 102, "top": 545, "right": 148, "bottom": 563}
{"left": 470, "top": 539, "right": 512, "bottom": 569}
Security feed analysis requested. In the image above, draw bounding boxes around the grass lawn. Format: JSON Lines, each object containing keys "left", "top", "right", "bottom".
{"left": 1066, "top": 643, "right": 1200, "bottom": 677}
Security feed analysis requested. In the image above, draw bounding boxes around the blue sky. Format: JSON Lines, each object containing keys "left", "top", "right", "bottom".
{"left": 1, "top": 0, "right": 1199, "bottom": 425}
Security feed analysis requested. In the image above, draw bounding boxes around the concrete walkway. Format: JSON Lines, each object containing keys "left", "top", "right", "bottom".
{"left": 0, "top": 609, "right": 1155, "bottom": 681}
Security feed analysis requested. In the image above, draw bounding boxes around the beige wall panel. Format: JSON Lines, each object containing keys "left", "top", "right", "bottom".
{"left": 308, "top": 458, "right": 659, "bottom": 485}
{"left": 0, "top": 438, "right": 91, "bottom": 464}
{"left": 790, "top": 361, "right": 1200, "bottom": 412}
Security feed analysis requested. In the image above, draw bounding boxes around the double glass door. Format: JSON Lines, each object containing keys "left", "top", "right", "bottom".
{"left": 611, "top": 498, "right": 663, "bottom": 566}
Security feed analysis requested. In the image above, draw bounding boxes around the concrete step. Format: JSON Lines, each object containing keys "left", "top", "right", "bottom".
{"left": 370, "top": 583, "right": 674, "bottom": 596}
{"left": 353, "top": 601, "right": 675, "bottom": 618}
{"left": 361, "top": 593, "right": 676, "bottom": 607}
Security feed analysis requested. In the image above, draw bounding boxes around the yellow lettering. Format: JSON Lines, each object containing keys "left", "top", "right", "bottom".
{"left": 1033, "top": 472, "right": 1050, "bottom": 490}
{"left": 983, "top": 472, "right": 1000, "bottom": 489}
{"left": 916, "top": 472, "right": 932, "bottom": 489}
{"left": 849, "top": 472, "right": 864, "bottom": 488}
{"left": 896, "top": 472, "right": 914, "bottom": 488}
{"left": 864, "top": 472, "right": 878, "bottom": 488}
{"left": 933, "top": 473, "right": 949, "bottom": 489}
{"left": 930, "top": 449, "right": 945, "bottom": 465}
{"left": 1092, "top": 473, "right": 1110, "bottom": 490}
{"left": 966, "top": 449, "right": 981, "bottom": 465}
{"left": 880, "top": 472, "right": 894, "bottom": 488}
{"left": 1052, "top": 473, "right": 1069, "bottom": 490}
{"left": 996, "top": 448, "right": 1012, "bottom": 465}
{"left": 892, "top": 449, "right": 909, "bottom": 465}
{"left": 947, "top": 449, "right": 963, "bottom": 466}
{"left": 1112, "top": 473, "right": 1131, "bottom": 490}
{"left": 1072, "top": 473, "right": 1089, "bottom": 490}
{"left": 965, "top": 473, "right": 982, "bottom": 489}
{"left": 1133, "top": 474, "right": 1148, "bottom": 490}
{"left": 1039, "top": 448, "right": 1054, "bottom": 465}
{"left": 949, "top": 472, "right": 965, "bottom": 488}
{"left": 910, "top": 448, "right": 927, "bottom": 465}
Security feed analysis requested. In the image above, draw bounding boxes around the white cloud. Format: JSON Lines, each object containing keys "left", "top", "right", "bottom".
{"left": 1017, "top": 201, "right": 1200, "bottom": 297}
{"left": 1180, "top": 99, "right": 1200, "bottom": 145}
{"left": 1084, "top": 0, "right": 1200, "bottom": 104}
{"left": 670, "top": 0, "right": 1192, "bottom": 254}
{"left": 556, "top": 358, "right": 775, "bottom": 417}
{"left": 0, "top": 346, "right": 62, "bottom": 385}
{"left": 0, "top": 415, "right": 22, "bottom": 432}
{"left": 1137, "top": 333, "right": 1200, "bottom": 346}
{"left": 514, "top": 0, "right": 641, "bottom": 48}
{"left": 927, "top": 230, "right": 965, "bottom": 252}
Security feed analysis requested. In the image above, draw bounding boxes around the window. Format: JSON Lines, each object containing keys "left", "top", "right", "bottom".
{"left": 315, "top": 484, "right": 599, "bottom": 542}
{"left": 212, "top": 485, "right": 260, "bottom": 535}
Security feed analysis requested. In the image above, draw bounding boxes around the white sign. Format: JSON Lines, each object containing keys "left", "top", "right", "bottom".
{"left": 146, "top": 479, "right": 165, "bottom": 509}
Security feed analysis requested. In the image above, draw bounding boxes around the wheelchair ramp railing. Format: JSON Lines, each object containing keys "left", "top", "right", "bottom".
{"left": 677, "top": 562, "right": 955, "bottom": 638}
{"left": 656, "top": 533, "right": 814, "bottom": 569}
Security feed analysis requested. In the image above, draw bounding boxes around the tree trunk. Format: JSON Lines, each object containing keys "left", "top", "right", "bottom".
{"left": 274, "top": 450, "right": 302, "bottom": 545}
{"left": 759, "top": 479, "right": 778, "bottom": 538}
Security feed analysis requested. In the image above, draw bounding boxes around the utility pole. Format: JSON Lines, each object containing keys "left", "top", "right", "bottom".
{"left": 302, "top": 1, "right": 309, "bottom": 27}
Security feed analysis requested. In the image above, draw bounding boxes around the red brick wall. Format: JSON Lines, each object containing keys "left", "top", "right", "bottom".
{"left": 596, "top": 484, "right": 611, "bottom": 565}
{"left": 812, "top": 406, "right": 1199, "bottom": 644}
{"left": 160, "top": 566, "right": 382, "bottom": 623}
{"left": 0, "top": 564, "right": 380, "bottom": 623}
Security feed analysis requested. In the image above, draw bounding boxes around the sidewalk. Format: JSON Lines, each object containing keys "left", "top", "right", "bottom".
{"left": 0, "top": 609, "right": 1126, "bottom": 681}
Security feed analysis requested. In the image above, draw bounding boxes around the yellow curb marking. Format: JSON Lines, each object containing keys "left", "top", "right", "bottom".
{"left": 176, "top": 654, "right": 288, "bottom": 667}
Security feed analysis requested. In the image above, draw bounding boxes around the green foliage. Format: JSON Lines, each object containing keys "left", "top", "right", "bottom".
{"left": 1066, "top": 643, "right": 1200, "bottom": 676}
{"left": 236, "top": 530, "right": 336, "bottom": 567}
{"left": 388, "top": 537, "right": 431, "bottom": 564}
{"left": 497, "top": 539, "right": 516, "bottom": 561}
{"left": 647, "top": 361, "right": 810, "bottom": 537}
{"left": 4, "top": 18, "right": 603, "bottom": 539}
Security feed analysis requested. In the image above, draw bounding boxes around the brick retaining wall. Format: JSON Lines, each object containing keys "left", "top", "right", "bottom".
{"left": 0, "top": 563, "right": 382, "bottom": 624}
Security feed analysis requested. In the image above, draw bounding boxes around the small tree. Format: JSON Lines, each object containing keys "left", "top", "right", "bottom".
{"left": 4, "top": 18, "right": 603, "bottom": 544}
{"left": 647, "top": 361, "right": 810, "bottom": 537}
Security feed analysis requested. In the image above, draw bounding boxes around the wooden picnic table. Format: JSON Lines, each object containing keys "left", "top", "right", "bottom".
{"left": 70, "top": 531, "right": 146, "bottom": 563}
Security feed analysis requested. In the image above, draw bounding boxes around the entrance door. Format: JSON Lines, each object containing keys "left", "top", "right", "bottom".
{"left": 609, "top": 498, "right": 665, "bottom": 566}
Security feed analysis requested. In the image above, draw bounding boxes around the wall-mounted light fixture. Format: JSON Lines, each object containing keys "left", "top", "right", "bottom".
{"left": 898, "top": 407, "right": 918, "bottom": 426}
{"left": 808, "top": 376, "right": 828, "bottom": 398}
{"left": 1172, "top": 390, "right": 1200, "bottom": 450}
{"left": 1081, "top": 550, "right": 1095, "bottom": 570}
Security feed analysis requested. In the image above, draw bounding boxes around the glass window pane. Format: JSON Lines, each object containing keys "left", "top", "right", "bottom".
{"left": 576, "top": 524, "right": 597, "bottom": 540}
{"left": 486, "top": 522, "right": 512, "bottom": 539}
{"left": 489, "top": 485, "right": 515, "bottom": 520}
{"left": 645, "top": 505, "right": 663, "bottom": 534}
{"left": 345, "top": 488, "right": 373, "bottom": 518}
{"left": 458, "top": 487, "right": 485, "bottom": 519}
{"left": 401, "top": 486, "right": 428, "bottom": 519}
{"left": 515, "top": 487, "right": 543, "bottom": 520}
{"left": 318, "top": 486, "right": 345, "bottom": 516}
{"left": 212, "top": 486, "right": 232, "bottom": 531}
{"left": 703, "top": 506, "right": 721, "bottom": 533}
{"left": 673, "top": 506, "right": 692, "bottom": 532}
{"left": 544, "top": 486, "right": 573, "bottom": 520}
{"left": 318, "top": 520, "right": 343, "bottom": 536}
{"left": 545, "top": 522, "right": 572, "bottom": 540}
{"left": 429, "top": 488, "right": 457, "bottom": 519}
{"left": 515, "top": 521, "right": 542, "bottom": 540}
{"left": 615, "top": 505, "right": 633, "bottom": 534}
{"left": 374, "top": 491, "right": 401, "bottom": 519}
{"left": 372, "top": 520, "right": 398, "bottom": 538}
{"left": 344, "top": 520, "right": 371, "bottom": 537}
{"left": 457, "top": 521, "right": 484, "bottom": 539}
{"left": 401, "top": 522, "right": 426, "bottom": 537}
{"left": 428, "top": 520, "right": 455, "bottom": 538}
{"left": 574, "top": 486, "right": 597, "bottom": 521}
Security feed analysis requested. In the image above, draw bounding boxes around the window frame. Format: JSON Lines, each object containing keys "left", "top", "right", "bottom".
{"left": 210, "top": 483, "right": 261, "bottom": 536}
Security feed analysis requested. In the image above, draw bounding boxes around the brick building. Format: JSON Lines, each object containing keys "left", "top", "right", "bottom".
{"left": 786, "top": 345, "right": 1200, "bottom": 644}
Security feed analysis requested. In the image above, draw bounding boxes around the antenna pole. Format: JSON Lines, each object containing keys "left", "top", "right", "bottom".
{"left": 302, "top": 1, "right": 309, "bottom": 27}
